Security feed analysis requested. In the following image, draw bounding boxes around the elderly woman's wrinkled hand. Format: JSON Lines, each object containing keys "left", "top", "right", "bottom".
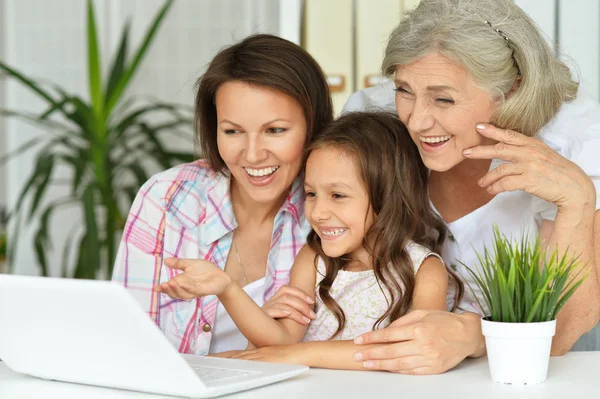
{"left": 155, "top": 258, "right": 232, "bottom": 300}
{"left": 464, "top": 123, "right": 596, "bottom": 212}
{"left": 353, "top": 310, "right": 485, "bottom": 375}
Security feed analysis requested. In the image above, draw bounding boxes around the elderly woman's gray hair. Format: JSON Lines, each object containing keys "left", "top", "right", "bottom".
{"left": 382, "top": 0, "right": 578, "bottom": 137}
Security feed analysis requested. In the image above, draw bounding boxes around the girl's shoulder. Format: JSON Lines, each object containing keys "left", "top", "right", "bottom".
{"left": 405, "top": 241, "right": 443, "bottom": 273}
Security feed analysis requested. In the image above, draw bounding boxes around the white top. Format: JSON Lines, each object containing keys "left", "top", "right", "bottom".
{"left": 3, "top": 352, "right": 600, "bottom": 398}
{"left": 208, "top": 277, "right": 266, "bottom": 354}
{"left": 303, "top": 242, "right": 440, "bottom": 341}
{"left": 344, "top": 82, "right": 600, "bottom": 314}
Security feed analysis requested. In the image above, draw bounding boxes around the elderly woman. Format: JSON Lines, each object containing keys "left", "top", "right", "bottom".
{"left": 340, "top": 0, "right": 600, "bottom": 373}
{"left": 112, "top": 34, "right": 333, "bottom": 355}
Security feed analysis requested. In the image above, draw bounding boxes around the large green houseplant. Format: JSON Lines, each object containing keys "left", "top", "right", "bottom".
{"left": 463, "top": 227, "right": 586, "bottom": 385}
{"left": 0, "top": 0, "right": 194, "bottom": 279}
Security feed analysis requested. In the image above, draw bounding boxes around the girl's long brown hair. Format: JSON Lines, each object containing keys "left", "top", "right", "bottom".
{"left": 306, "top": 112, "right": 464, "bottom": 338}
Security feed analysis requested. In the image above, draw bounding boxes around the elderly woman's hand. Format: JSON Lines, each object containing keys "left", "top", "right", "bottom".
{"left": 464, "top": 123, "right": 596, "bottom": 212}
{"left": 353, "top": 310, "right": 485, "bottom": 375}
{"left": 155, "top": 258, "right": 232, "bottom": 300}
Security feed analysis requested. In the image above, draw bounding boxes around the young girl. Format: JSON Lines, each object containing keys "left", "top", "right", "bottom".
{"left": 159, "top": 112, "right": 463, "bottom": 369}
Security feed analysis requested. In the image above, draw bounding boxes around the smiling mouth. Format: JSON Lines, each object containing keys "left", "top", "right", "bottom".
{"left": 419, "top": 135, "right": 452, "bottom": 144}
{"left": 320, "top": 228, "right": 347, "bottom": 237}
{"left": 418, "top": 135, "right": 453, "bottom": 150}
{"left": 243, "top": 166, "right": 280, "bottom": 177}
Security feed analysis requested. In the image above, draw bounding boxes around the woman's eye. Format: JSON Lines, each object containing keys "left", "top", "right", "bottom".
{"left": 266, "top": 127, "right": 287, "bottom": 134}
{"left": 305, "top": 191, "right": 316, "bottom": 198}
{"left": 436, "top": 98, "right": 455, "bottom": 104}
{"left": 224, "top": 129, "right": 240, "bottom": 135}
{"left": 332, "top": 193, "right": 346, "bottom": 199}
{"left": 394, "top": 87, "right": 412, "bottom": 95}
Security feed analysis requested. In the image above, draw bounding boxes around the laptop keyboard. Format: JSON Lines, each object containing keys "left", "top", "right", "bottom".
{"left": 190, "top": 365, "right": 259, "bottom": 384}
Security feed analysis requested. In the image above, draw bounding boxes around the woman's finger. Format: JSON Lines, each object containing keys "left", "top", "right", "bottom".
{"left": 463, "top": 141, "right": 531, "bottom": 162}
{"left": 265, "top": 294, "right": 315, "bottom": 319}
{"left": 272, "top": 285, "right": 314, "bottom": 304}
{"left": 354, "top": 341, "right": 421, "bottom": 362}
{"left": 354, "top": 324, "right": 415, "bottom": 345}
{"left": 266, "top": 305, "right": 312, "bottom": 324}
{"left": 478, "top": 162, "right": 525, "bottom": 188}
{"left": 475, "top": 123, "right": 531, "bottom": 146}
{"left": 486, "top": 175, "right": 528, "bottom": 195}
{"left": 362, "top": 355, "right": 431, "bottom": 373}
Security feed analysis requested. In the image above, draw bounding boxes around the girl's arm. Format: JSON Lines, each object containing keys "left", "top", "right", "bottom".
{"left": 218, "top": 245, "right": 318, "bottom": 347}
{"left": 219, "top": 340, "right": 381, "bottom": 370}
{"left": 411, "top": 255, "right": 449, "bottom": 311}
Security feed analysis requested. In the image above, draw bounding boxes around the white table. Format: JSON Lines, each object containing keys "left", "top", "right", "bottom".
{"left": 0, "top": 352, "right": 598, "bottom": 399}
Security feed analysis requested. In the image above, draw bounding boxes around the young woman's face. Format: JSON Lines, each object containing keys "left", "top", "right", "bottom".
{"left": 304, "top": 147, "right": 374, "bottom": 264}
{"left": 216, "top": 81, "right": 307, "bottom": 205}
{"left": 394, "top": 52, "right": 497, "bottom": 172}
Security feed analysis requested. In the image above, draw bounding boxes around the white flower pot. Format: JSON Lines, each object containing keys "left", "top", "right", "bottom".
{"left": 481, "top": 319, "right": 556, "bottom": 385}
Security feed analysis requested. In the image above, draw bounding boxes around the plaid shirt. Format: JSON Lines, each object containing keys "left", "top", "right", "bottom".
{"left": 112, "top": 160, "right": 309, "bottom": 355}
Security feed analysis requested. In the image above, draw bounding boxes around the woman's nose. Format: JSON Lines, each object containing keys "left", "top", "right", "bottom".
{"left": 406, "top": 99, "right": 435, "bottom": 134}
{"left": 245, "top": 133, "right": 268, "bottom": 163}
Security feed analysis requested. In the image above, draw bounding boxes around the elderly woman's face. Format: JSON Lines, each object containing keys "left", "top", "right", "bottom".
{"left": 394, "top": 52, "right": 497, "bottom": 172}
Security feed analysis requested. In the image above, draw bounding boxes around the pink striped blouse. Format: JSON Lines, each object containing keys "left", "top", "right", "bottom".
{"left": 112, "top": 160, "right": 310, "bottom": 355}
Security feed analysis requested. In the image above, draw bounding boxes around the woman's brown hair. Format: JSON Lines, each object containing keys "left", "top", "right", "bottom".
{"left": 306, "top": 112, "right": 464, "bottom": 338}
{"left": 194, "top": 34, "right": 334, "bottom": 172}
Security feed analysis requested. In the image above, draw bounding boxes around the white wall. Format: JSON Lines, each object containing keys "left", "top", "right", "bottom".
{"left": 3, "top": 0, "right": 284, "bottom": 277}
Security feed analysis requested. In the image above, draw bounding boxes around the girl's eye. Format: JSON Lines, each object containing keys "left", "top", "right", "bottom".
{"left": 305, "top": 191, "right": 316, "bottom": 198}
{"left": 332, "top": 193, "right": 346, "bottom": 199}
{"left": 266, "top": 127, "right": 287, "bottom": 134}
{"left": 436, "top": 98, "right": 455, "bottom": 104}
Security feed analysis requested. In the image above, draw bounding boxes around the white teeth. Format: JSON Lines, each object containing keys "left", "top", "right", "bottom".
{"left": 244, "top": 166, "right": 279, "bottom": 177}
{"left": 321, "top": 229, "right": 346, "bottom": 237}
{"left": 419, "top": 135, "right": 452, "bottom": 143}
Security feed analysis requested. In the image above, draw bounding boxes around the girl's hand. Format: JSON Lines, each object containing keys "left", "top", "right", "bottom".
{"left": 155, "top": 258, "right": 232, "bottom": 300}
{"left": 353, "top": 310, "right": 485, "bottom": 375}
{"left": 262, "top": 285, "right": 316, "bottom": 325}
{"left": 464, "top": 124, "right": 595, "bottom": 212}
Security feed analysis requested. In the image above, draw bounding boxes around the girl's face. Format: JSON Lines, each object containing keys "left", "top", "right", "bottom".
{"left": 394, "top": 52, "right": 497, "bottom": 172}
{"left": 304, "top": 147, "right": 374, "bottom": 265}
{"left": 216, "top": 81, "right": 307, "bottom": 205}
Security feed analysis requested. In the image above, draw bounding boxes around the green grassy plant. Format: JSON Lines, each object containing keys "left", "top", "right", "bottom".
{"left": 462, "top": 227, "right": 587, "bottom": 323}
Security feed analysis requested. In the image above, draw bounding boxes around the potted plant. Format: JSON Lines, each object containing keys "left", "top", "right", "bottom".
{"left": 0, "top": 0, "right": 194, "bottom": 279}
{"left": 463, "top": 227, "right": 587, "bottom": 385}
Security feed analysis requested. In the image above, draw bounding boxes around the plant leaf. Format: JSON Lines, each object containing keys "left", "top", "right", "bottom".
{"left": 87, "top": 0, "right": 104, "bottom": 122}
{"left": 104, "top": 0, "right": 174, "bottom": 115}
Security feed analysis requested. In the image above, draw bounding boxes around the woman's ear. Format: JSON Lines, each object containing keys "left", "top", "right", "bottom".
{"left": 507, "top": 76, "right": 522, "bottom": 98}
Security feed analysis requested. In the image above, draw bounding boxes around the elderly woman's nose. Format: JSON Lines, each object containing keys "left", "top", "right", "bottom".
{"left": 406, "top": 100, "right": 435, "bottom": 133}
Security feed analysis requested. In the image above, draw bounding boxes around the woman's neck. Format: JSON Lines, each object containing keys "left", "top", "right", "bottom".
{"left": 429, "top": 158, "right": 495, "bottom": 223}
{"left": 230, "top": 178, "right": 288, "bottom": 227}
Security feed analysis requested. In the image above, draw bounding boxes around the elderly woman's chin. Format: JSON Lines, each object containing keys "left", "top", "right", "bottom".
{"left": 417, "top": 147, "right": 466, "bottom": 173}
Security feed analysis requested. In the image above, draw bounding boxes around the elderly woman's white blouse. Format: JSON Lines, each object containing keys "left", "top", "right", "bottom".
{"left": 343, "top": 82, "right": 600, "bottom": 314}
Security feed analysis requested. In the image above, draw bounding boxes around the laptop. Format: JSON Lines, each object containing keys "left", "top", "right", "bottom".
{"left": 0, "top": 274, "right": 308, "bottom": 398}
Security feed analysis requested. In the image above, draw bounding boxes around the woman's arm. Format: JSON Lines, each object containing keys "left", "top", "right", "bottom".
{"left": 112, "top": 180, "right": 166, "bottom": 326}
{"left": 465, "top": 123, "right": 600, "bottom": 355}
{"left": 542, "top": 208, "right": 600, "bottom": 355}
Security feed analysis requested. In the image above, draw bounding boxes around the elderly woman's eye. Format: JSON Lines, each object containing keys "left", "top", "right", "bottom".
{"left": 394, "top": 87, "right": 412, "bottom": 94}
{"left": 436, "top": 98, "right": 455, "bottom": 104}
